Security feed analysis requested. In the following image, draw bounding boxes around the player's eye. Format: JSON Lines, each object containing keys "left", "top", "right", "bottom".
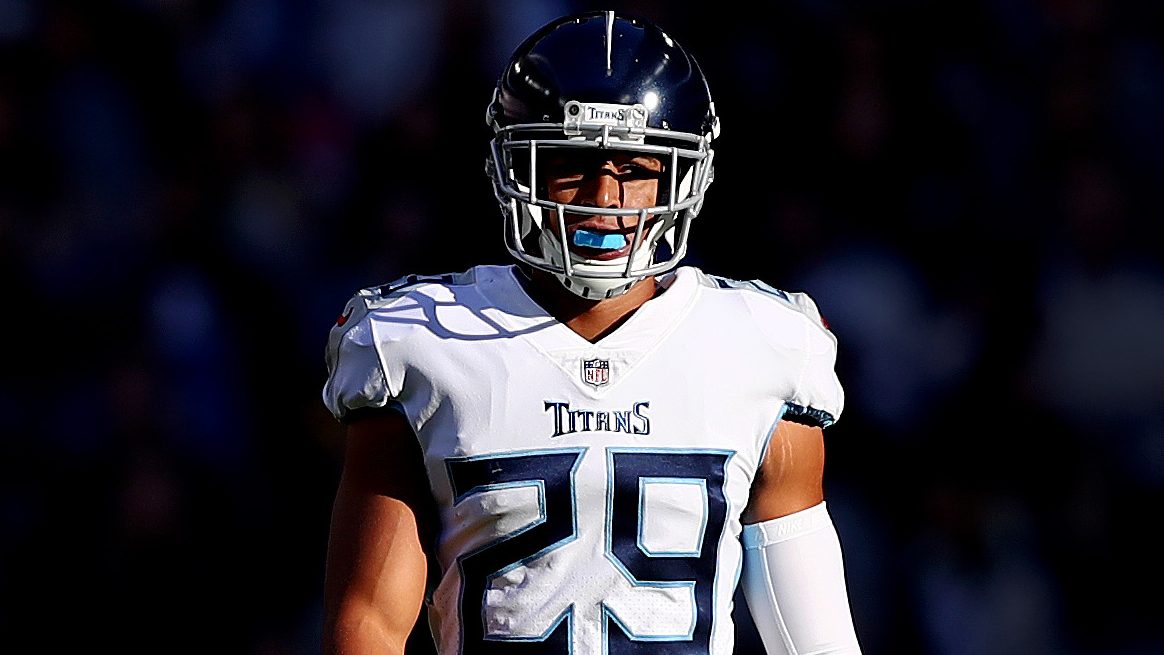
{"left": 544, "top": 156, "right": 585, "bottom": 180}
{"left": 542, "top": 152, "right": 664, "bottom": 183}
{"left": 615, "top": 162, "right": 663, "bottom": 178}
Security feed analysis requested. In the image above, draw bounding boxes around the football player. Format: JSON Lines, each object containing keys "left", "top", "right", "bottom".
{"left": 322, "top": 11, "right": 863, "bottom": 655}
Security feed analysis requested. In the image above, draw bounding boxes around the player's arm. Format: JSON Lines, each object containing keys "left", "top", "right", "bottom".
{"left": 323, "top": 409, "right": 436, "bottom": 655}
{"left": 740, "top": 419, "right": 862, "bottom": 655}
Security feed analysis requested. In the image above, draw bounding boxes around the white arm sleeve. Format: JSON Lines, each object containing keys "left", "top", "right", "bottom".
{"left": 740, "top": 502, "right": 862, "bottom": 655}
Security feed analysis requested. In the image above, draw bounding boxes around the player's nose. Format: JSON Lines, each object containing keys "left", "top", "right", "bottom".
{"left": 577, "top": 162, "right": 622, "bottom": 209}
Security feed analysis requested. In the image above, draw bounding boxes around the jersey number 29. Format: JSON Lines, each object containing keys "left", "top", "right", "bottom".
{"left": 446, "top": 447, "right": 731, "bottom": 655}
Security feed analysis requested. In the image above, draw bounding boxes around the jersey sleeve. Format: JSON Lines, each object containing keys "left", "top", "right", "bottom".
{"left": 724, "top": 277, "right": 846, "bottom": 429}
{"left": 783, "top": 291, "right": 844, "bottom": 428}
{"left": 321, "top": 293, "right": 396, "bottom": 421}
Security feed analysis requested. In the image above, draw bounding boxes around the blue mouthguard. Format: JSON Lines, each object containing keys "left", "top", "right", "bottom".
{"left": 573, "top": 229, "right": 626, "bottom": 249}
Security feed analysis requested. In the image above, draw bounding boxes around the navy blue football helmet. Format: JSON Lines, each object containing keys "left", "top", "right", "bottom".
{"left": 486, "top": 10, "right": 720, "bottom": 299}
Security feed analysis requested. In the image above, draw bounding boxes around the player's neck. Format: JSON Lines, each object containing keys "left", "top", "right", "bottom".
{"left": 518, "top": 268, "right": 661, "bottom": 343}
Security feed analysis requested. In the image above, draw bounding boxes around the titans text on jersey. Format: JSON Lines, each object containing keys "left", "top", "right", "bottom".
{"left": 323, "top": 264, "right": 842, "bottom": 655}
{"left": 544, "top": 401, "right": 651, "bottom": 437}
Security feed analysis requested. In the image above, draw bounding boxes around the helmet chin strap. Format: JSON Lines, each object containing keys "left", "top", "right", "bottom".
{"left": 555, "top": 273, "right": 639, "bottom": 300}
{"left": 535, "top": 214, "right": 669, "bottom": 300}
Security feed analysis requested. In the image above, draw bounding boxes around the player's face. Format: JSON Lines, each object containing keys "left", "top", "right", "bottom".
{"left": 544, "top": 151, "right": 664, "bottom": 261}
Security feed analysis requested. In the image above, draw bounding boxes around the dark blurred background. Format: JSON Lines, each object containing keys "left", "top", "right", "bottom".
{"left": 2, "top": 0, "right": 1163, "bottom": 653}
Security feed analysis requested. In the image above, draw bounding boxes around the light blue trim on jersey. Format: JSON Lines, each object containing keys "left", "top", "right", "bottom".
{"left": 601, "top": 603, "right": 696, "bottom": 645}
{"left": 448, "top": 446, "right": 586, "bottom": 504}
{"left": 713, "top": 450, "right": 738, "bottom": 655}
{"left": 637, "top": 477, "right": 708, "bottom": 558}
{"left": 602, "top": 447, "right": 736, "bottom": 645}
{"left": 445, "top": 447, "right": 586, "bottom": 650}
{"left": 453, "top": 478, "right": 545, "bottom": 507}
{"left": 602, "top": 538, "right": 698, "bottom": 590}
{"left": 710, "top": 449, "right": 738, "bottom": 655}
{"left": 603, "top": 450, "right": 706, "bottom": 590}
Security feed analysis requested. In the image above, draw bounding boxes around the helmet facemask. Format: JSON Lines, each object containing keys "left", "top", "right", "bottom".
{"left": 487, "top": 99, "right": 717, "bottom": 299}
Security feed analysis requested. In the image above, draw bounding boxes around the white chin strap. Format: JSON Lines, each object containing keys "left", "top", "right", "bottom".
{"left": 558, "top": 274, "right": 638, "bottom": 300}
{"left": 534, "top": 217, "right": 669, "bottom": 299}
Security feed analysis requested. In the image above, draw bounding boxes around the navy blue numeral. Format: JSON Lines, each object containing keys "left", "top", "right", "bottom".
{"left": 446, "top": 448, "right": 731, "bottom": 655}
{"left": 446, "top": 449, "right": 584, "bottom": 654}
{"left": 606, "top": 450, "right": 730, "bottom": 655}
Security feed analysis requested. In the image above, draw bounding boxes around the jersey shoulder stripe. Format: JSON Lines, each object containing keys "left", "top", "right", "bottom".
{"left": 328, "top": 269, "right": 478, "bottom": 359}
{"left": 698, "top": 272, "right": 833, "bottom": 337}
{"left": 362, "top": 269, "right": 478, "bottom": 309}
{"left": 692, "top": 270, "right": 843, "bottom": 427}
{"left": 322, "top": 268, "right": 481, "bottom": 421}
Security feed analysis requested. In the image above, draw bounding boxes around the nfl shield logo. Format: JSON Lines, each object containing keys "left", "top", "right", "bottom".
{"left": 582, "top": 358, "right": 610, "bottom": 387}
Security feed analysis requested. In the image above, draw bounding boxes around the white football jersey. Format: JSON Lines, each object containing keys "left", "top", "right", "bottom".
{"left": 323, "top": 264, "right": 843, "bottom": 655}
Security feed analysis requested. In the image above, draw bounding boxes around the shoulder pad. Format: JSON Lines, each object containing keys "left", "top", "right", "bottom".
{"left": 349, "top": 272, "right": 463, "bottom": 310}
{"left": 707, "top": 275, "right": 831, "bottom": 333}
{"left": 321, "top": 272, "right": 461, "bottom": 419}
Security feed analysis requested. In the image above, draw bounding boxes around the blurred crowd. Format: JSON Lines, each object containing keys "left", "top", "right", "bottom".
{"left": 1, "top": 1, "right": 1162, "bottom": 653}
